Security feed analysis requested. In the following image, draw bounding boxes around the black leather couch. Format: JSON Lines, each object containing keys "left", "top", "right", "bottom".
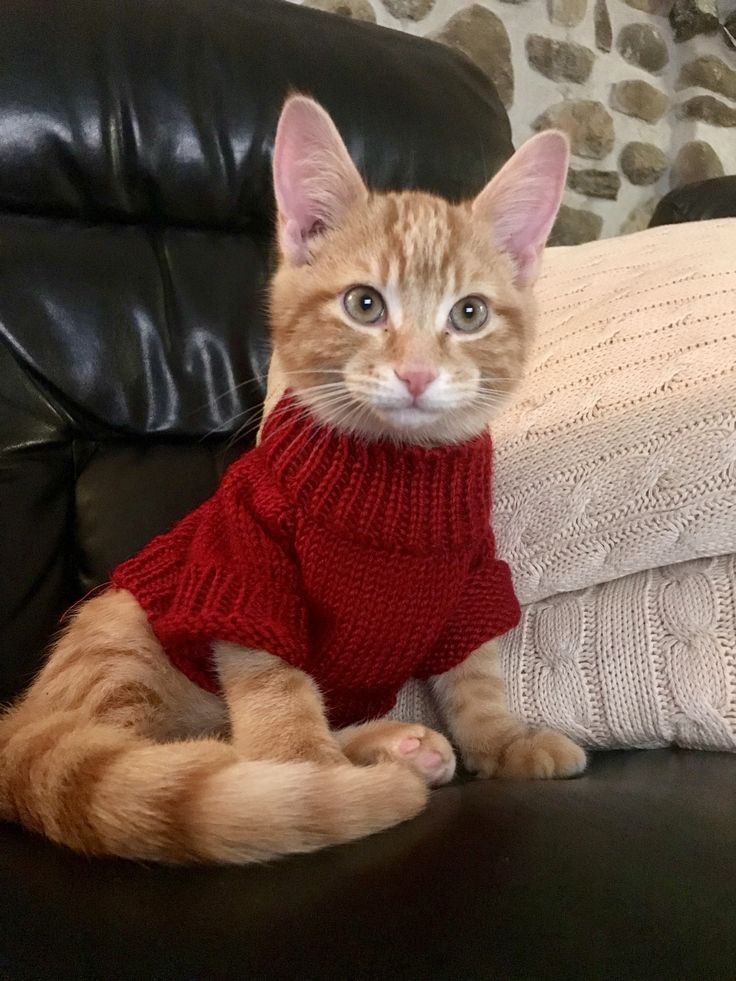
{"left": 650, "top": 175, "right": 736, "bottom": 227}
{"left": 2, "top": 2, "right": 735, "bottom": 978}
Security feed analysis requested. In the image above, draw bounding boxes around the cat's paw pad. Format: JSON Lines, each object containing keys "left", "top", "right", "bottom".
{"left": 393, "top": 729, "right": 456, "bottom": 787}
{"left": 342, "top": 722, "right": 456, "bottom": 787}
{"left": 465, "top": 729, "right": 586, "bottom": 780}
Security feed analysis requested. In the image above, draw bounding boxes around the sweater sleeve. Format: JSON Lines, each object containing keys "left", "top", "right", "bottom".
{"left": 417, "top": 538, "right": 521, "bottom": 678}
{"left": 112, "top": 453, "right": 309, "bottom": 677}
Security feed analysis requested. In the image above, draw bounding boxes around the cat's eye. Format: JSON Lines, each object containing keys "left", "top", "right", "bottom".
{"left": 449, "top": 296, "right": 489, "bottom": 334}
{"left": 343, "top": 286, "right": 386, "bottom": 325}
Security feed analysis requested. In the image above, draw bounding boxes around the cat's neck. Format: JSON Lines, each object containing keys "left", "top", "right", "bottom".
{"left": 259, "top": 392, "right": 493, "bottom": 551}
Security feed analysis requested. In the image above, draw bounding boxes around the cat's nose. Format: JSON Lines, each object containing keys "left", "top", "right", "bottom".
{"left": 394, "top": 367, "right": 437, "bottom": 400}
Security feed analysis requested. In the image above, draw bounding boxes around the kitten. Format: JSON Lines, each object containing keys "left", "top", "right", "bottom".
{"left": 0, "top": 96, "right": 585, "bottom": 865}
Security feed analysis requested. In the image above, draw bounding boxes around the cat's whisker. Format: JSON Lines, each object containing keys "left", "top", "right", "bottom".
{"left": 265, "top": 405, "right": 334, "bottom": 465}
{"left": 300, "top": 391, "right": 357, "bottom": 413}
{"left": 301, "top": 384, "right": 351, "bottom": 398}
{"left": 193, "top": 371, "right": 347, "bottom": 427}
{"left": 337, "top": 396, "right": 370, "bottom": 426}
{"left": 199, "top": 406, "right": 263, "bottom": 445}
{"left": 216, "top": 389, "right": 341, "bottom": 444}
{"left": 299, "top": 385, "right": 356, "bottom": 404}
{"left": 475, "top": 386, "right": 512, "bottom": 397}
{"left": 476, "top": 387, "right": 520, "bottom": 396}
{"left": 224, "top": 417, "right": 263, "bottom": 453}
{"left": 472, "top": 398, "right": 511, "bottom": 412}
{"left": 218, "top": 395, "right": 321, "bottom": 451}
{"left": 297, "top": 420, "right": 334, "bottom": 465}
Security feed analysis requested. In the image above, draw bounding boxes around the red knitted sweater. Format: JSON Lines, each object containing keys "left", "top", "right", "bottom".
{"left": 111, "top": 393, "right": 520, "bottom": 728}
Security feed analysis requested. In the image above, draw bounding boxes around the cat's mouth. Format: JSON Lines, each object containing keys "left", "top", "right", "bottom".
{"left": 373, "top": 404, "right": 444, "bottom": 429}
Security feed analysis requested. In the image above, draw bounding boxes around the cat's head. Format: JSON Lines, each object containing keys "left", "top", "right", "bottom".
{"left": 269, "top": 95, "right": 568, "bottom": 445}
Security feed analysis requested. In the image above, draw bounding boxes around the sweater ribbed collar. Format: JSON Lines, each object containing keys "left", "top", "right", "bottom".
{"left": 260, "top": 392, "right": 493, "bottom": 552}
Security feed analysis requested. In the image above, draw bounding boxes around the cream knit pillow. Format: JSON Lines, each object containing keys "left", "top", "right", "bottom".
{"left": 492, "top": 217, "right": 736, "bottom": 608}
{"left": 501, "top": 553, "right": 736, "bottom": 751}
{"left": 491, "top": 217, "right": 736, "bottom": 751}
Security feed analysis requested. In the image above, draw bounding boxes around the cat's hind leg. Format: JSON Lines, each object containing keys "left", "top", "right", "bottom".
{"left": 7, "top": 588, "right": 228, "bottom": 742}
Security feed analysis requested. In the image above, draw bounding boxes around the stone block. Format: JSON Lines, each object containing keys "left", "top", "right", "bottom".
{"left": 526, "top": 35, "right": 595, "bottom": 83}
{"left": 434, "top": 5, "right": 513, "bottom": 107}
{"left": 620, "top": 142, "right": 668, "bottom": 185}
{"left": 534, "top": 100, "right": 614, "bottom": 160}
{"left": 549, "top": 204, "right": 603, "bottom": 245}
{"left": 610, "top": 80, "right": 669, "bottom": 123}
{"left": 617, "top": 23, "right": 668, "bottom": 74}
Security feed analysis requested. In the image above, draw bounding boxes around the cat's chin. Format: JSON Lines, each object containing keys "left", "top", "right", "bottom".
{"left": 375, "top": 405, "right": 443, "bottom": 430}
{"left": 346, "top": 403, "right": 487, "bottom": 446}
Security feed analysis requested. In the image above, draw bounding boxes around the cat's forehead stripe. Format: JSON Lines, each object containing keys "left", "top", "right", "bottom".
{"left": 373, "top": 194, "right": 467, "bottom": 298}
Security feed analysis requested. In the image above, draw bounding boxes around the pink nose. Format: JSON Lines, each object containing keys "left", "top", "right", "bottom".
{"left": 394, "top": 367, "right": 437, "bottom": 399}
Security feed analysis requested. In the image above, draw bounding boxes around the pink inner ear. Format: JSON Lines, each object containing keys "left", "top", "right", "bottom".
{"left": 472, "top": 130, "right": 570, "bottom": 285}
{"left": 273, "top": 96, "right": 366, "bottom": 264}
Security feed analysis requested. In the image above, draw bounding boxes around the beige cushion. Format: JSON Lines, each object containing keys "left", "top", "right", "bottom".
{"left": 501, "top": 552, "right": 736, "bottom": 751}
{"left": 493, "top": 217, "right": 736, "bottom": 606}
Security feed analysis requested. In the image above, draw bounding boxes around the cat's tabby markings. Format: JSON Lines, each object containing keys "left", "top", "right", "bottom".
{"left": 0, "top": 97, "right": 584, "bottom": 864}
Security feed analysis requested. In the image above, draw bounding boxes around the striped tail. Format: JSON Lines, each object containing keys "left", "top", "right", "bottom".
{"left": 0, "top": 710, "right": 428, "bottom": 863}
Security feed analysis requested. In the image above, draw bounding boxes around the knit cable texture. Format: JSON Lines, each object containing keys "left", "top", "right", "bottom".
{"left": 503, "top": 553, "right": 736, "bottom": 750}
{"left": 492, "top": 217, "right": 736, "bottom": 608}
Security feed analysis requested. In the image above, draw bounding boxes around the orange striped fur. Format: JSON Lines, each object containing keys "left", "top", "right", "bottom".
{"left": 0, "top": 98, "right": 584, "bottom": 864}
{"left": 0, "top": 591, "right": 428, "bottom": 862}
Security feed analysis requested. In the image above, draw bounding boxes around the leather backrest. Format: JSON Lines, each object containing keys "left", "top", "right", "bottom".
{"left": 0, "top": 0, "right": 513, "bottom": 700}
{"left": 649, "top": 176, "right": 736, "bottom": 228}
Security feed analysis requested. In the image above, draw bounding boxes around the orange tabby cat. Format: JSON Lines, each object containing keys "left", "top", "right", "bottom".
{"left": 0, "top": 97, "right": 585, "bottom": 864}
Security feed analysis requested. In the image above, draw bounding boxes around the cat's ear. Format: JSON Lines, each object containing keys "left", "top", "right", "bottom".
{"left": 472, "top": 130, "right": 569, "bottom": 286}
{"left": 273, "top": 95, "right": 367, "bottom": 265}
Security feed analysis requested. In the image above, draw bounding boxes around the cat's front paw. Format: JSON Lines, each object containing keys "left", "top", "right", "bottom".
{"left": 340, "top": 721, "right": 456, "bottom": 787}
{"left": 393, "top": 725, "right": 457, "bottom": 787}
{"left": 463, "top": 727, "right": 586, "bottom": 780}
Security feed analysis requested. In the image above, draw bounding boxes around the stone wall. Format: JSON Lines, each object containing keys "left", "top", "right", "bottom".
{"left": 294, "top": 0, "right": 736, "bottom": 241}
